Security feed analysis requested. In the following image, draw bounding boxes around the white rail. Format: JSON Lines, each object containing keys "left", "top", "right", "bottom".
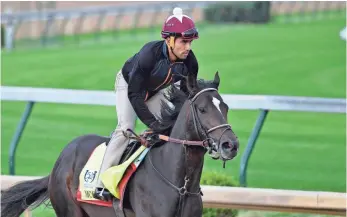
{"left": 2, "top": 86, "right": 345, "bottom": 113}
{"left": 1, "top": 175, "right": 346, "bottom": 216}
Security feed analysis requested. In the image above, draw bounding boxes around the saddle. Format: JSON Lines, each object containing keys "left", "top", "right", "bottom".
{"left": 76, "top": 129, "right": 163, "bottom": 207}
{"left": 116, "top": 129, "right": 162, "bottom": 164}
{"left": 118, "top": 139, "right": 142, "bottom": 165}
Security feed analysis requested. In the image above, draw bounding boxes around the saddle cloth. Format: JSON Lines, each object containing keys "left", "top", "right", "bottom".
{"left": 76, "top": 141, "right": 149, "bottom": 207}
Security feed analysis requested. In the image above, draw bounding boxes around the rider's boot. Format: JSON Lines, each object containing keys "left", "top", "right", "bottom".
{"left": 93, "top": 187, "right": 113, "bottom": 202}
{"left": 93, "top": 130, "right": 128, "bottom": 202}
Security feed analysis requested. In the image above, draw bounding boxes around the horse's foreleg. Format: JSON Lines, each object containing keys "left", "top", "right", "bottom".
{"left": 80, "top": 204, "right": 126, "bottom": 217}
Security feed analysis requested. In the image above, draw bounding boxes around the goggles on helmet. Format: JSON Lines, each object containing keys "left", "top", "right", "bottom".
{"left": 162, "top": 27, "right": 199, "bottom": 39}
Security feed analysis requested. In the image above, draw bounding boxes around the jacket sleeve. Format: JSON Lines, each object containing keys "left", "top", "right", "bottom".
{"left": 127, "top": 50, "right": 157, "bottom": 127}
{"left": 180, "top": 50, "right": 199, "bottom": 95}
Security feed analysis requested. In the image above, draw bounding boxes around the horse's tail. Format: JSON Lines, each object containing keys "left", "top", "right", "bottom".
{"left": 1, "top": 175, "right": 50, "bottom": 217}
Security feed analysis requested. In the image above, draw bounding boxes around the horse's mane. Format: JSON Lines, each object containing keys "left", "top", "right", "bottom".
{"left": 156, "top": 76, "right": 219, "bottom": 135}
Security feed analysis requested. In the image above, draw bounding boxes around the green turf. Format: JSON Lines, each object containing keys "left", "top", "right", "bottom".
{"left": 2, "top": 17, "right": 346, "bottom": 194}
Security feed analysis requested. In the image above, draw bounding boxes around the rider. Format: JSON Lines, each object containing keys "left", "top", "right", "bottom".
{"left": 93, "top": 7, "right": 200, "bottom": 201}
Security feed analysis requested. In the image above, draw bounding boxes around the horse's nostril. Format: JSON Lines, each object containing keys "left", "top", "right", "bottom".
{"left": 221, "top": 141, "right": 238, "bottom": 152}
{"left": 231, "top": 145, "right": 238, "bottom": 152}
{"left": 221, "top": 141, "right": 232, "bottom": 149}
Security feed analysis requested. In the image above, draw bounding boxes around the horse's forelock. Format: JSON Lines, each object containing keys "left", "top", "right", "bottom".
{"left": 188, "top": 79, "right": 219, "bottom": 99}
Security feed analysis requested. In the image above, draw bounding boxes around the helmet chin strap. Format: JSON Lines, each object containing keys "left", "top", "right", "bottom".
{"left": 169, "top": 36, "right": 181, "bottom": 60}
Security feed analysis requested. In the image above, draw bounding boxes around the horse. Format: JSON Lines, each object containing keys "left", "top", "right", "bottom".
{"left": 1, "top": 71, "right": 239, "bottom": 217}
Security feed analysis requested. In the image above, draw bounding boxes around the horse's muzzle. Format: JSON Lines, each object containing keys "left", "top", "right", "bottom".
{"left": 220, "top": 138, "right": 239, "bottom": 160}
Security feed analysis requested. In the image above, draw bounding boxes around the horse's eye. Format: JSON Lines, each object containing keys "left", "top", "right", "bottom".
{"left": 198, "top": 107, "right": 206, "bottom": 113}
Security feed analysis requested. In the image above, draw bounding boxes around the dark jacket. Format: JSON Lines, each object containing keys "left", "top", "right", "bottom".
{"left": 121, "top": 40, "right": 199, "bottom": 127}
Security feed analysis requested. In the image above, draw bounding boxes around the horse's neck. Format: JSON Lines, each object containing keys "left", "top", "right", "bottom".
{"left": 157, "top": 104, "right": 205, "bottom": 193}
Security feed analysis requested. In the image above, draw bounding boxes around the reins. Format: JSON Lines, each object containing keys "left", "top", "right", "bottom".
{"left": 124, "top": 129, "right": 209, "bottom": 148}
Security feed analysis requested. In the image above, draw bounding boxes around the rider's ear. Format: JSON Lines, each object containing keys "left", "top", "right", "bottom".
{"left": 164, "top": 37, "right": 169, "bottom": 46}
{"left": 213, "top": 71, "right": 220, "bottom": 89}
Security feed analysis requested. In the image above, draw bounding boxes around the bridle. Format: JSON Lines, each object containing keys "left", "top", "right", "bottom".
{"left": 189, "top": 88, "right": 232, "bottom": 157}
{"left": 142, "top": 88, "right": 232, "bottom": 217}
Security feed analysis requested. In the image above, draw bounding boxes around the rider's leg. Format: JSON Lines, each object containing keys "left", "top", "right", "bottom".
{"left": 94, "top": 73, "right": 174, "bottom": 201}
{"left": 94, "top": 70, "right": 137, "bottom": 200}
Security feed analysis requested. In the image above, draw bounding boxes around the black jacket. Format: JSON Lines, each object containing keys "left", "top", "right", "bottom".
{"left": 121, "top": 40, "right": 199, "bottom": 127}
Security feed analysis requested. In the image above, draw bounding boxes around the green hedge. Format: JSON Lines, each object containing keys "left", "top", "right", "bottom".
{"left": 201, "top": 171, "right": 239, "bottom": 217}
{"left": 1, "top": 25, "right": 4, "bottom": 48}
{"left": 204, "top": 1, "right": 271, "bottom": 24}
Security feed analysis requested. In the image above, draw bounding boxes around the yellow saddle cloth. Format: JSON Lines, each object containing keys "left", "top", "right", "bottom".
{"left": 78, "top": 142, "right": 149, "bottom": 201}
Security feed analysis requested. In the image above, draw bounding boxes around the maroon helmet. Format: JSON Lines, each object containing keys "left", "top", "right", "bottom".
{"left": 161, "top": 7, "right": 199, "bottom": 40}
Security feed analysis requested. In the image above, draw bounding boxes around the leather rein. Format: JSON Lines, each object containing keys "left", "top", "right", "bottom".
{"left": 128, "top": 88, "right": 231, "bottom": 149}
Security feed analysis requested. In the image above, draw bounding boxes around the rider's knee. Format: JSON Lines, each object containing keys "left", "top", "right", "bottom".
{"left": 114, "top": 123, "right": 135, "bottom": 137}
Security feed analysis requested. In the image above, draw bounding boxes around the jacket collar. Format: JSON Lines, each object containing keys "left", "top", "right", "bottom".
{"left": 162, "top": 40, "right": 169, "bottom": 60}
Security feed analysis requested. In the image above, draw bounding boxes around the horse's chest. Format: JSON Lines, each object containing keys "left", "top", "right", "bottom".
{"left": 179, "top": 196, "right": 203, "bottom": 217}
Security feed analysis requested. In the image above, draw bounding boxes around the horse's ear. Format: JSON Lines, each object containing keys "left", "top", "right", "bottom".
{"left": 186, "top": 72, "right": 198, "bottom": 93}
{"left": 213, "top": 71, "right": 220, "bottom": 88}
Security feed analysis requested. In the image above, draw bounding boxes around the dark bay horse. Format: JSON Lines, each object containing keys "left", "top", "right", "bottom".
{"left": 1, "top": 72, "right": 239, "bottom": 217}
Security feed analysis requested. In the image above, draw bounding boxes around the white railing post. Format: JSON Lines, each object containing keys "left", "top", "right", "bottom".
{"left": 4, "top": 8, "right": 15, "bottom": 52}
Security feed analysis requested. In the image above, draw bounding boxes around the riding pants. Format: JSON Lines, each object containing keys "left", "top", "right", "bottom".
{"left": 96, "top": 70, "right": 173, "bottom": 188}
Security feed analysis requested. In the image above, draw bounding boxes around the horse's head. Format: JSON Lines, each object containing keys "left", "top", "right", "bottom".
{"left": 185, "top": 71, "right": 239, "bottom": 162}
{"left": 146, "top": 71, "right": 239, "bottom": 204}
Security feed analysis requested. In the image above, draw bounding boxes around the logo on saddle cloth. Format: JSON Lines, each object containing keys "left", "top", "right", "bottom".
{"left": 76, "top": 142, "right": 149, "bottom": 207}
{"left": 84, "top": 170, "right": 97, "bottom": 183}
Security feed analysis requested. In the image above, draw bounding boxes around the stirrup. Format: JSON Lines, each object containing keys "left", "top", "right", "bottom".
{"left": 93, "top": 187, "right": 113, "bottom": 201}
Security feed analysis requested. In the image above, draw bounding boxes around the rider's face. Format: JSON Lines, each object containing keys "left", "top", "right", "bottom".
{"left": 167, "top": 37, "right": 193, "bottom": 60}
